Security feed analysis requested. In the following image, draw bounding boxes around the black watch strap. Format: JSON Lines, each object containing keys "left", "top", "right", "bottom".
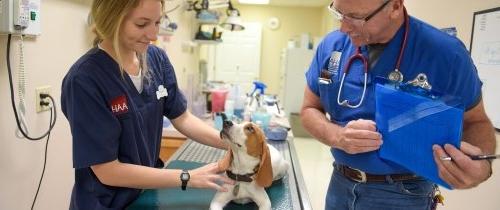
{"left": 180, "top": 170, "right": 190, "bottom": 191}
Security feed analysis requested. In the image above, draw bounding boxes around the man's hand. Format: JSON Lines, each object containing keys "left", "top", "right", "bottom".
{"left": 328, "top": 119, "right": 383, "bottom": 154}
{"left": 433, "top": 142, "right": 492, "bottom": 189}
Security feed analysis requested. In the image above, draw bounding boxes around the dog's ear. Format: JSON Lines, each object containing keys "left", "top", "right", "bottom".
{"left": 218, "top": 148, "right": 233, "bottom": 172}
{"left": 245, "top": 123, "right": 273, "bottom": 187}
{"left": 255, "top": 141, "right": 273, "bottom": 187}
{"left": 246, "top": 123, "right": 264, "bottom": 158}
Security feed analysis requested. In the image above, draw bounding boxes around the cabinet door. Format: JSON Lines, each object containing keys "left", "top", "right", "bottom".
{"left": 214, "top": 22, "right": 262, "bottom": 93}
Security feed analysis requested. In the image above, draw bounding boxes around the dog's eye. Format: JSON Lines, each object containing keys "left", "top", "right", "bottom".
{"left": 245, "top": 125, "right": 255, "bottom": 133}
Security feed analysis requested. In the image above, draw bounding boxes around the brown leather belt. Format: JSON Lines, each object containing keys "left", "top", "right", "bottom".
{"left": 336, "top": 164, "right": 418, "bottom": 183}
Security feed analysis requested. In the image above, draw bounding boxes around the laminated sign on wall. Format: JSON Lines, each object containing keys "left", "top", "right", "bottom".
{"left": 470, "top": 7, "right": 500, "bottom": 130}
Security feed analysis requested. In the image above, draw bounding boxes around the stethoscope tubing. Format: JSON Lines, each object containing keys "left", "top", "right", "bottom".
{"left": 336, "top": 8, "right": 410, "bottom": 109}
{"left": 337, "top": 48, "right": 369, "bottom": 108}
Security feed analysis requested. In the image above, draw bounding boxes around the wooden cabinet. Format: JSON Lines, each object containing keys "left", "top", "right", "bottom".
{"left": 159, "top": 129, "right": 187, "bottom": 162}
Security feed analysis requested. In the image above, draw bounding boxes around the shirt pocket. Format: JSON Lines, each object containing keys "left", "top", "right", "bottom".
{"left": 318, "top": 81, "right": 341, "bottom": 118}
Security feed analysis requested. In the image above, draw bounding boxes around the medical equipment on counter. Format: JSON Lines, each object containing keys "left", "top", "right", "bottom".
{"left": 265, "top": 126, "right": 288, "bottom": 141}
{"left": 247, "top": 81, "right": 267, "bottom": 112}
{"left": 214, "top": 112, "right": 224, "bottom": 130}
{"left": 224, "top": 84, "right": 245, "bottom": 120}
{"left": 224, "top": 99, "right": 234, "bottom": 119}
{"left": 248, "top": 81, "right": 266, "bottom": 107}
{"left": 250, "top": 81, "right": 267, "bottom": 95}
{"left": 252, "top": 110, "right": 271, "bottom": 129}
{"left": 210, "top": 89, "right": 228, "bottom": 113}
{"left": 263, "top": 96, "right": 285, "bottom": 117}
{"left": 234, "top": 95, "right": 246, "bottom": 119}
{"left": 337, "top": 9, "right": 410, "bottom": 109}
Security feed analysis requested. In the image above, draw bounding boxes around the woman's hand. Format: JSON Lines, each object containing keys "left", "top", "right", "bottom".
{"left": 330, "top": 119, "right": 383, "bottom": 154}
{"left": 188, "top": 162, "right": 235, "bottom": 192}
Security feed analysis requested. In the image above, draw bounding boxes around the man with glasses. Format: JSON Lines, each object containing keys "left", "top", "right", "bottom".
{"left": 300, "top": 0, "right": 496, "bottom": 209}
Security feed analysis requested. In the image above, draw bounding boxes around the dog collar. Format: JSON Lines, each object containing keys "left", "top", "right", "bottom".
{"left": 226, "top": 170, "right": 254, "bottom": 182}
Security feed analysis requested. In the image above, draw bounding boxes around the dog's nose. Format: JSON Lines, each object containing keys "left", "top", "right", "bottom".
{"left": 223, "top": 120, "right": 233, "bottom": 129}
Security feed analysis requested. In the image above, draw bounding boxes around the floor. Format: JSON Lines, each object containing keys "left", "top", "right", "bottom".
{"left": 293, "top": 137, "right": 332, "bottom": 210}
{"left": 293, "top": 134, "right": 500, "bottom": 210}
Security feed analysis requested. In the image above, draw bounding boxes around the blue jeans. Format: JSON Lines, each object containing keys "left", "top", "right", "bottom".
{"left": 325, "top": 163, "right": 436, "bottom": 210}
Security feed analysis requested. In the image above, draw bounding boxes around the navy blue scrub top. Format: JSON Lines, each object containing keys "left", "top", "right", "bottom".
{"left": 61, "top": 45, "right": 187, "bottom": 209}
{"left": 305, "top": 16, "right": 482, "bottom": 174}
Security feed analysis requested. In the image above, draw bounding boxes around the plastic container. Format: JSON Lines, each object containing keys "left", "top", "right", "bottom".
{"left": 234, "top": 95, "right": 246, "bottom": 119}
{"left": 214, "top": 112, "right": 224, "bottom": 131}
{"left": 252, "top": 112, "right": 271, "bottom": 129}
{"left": 224, "top": 99, "right": 235, "bottom": 119}
{"left": 265, "top": 126, "right": 288, "bottom": 141}
{"left": 211, "top": 89, "right": 228, "bottom": 113}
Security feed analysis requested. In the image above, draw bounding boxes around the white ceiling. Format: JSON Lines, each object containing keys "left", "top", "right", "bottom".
{"left": 258, "top": 0, "right": 330, "bottom": 7}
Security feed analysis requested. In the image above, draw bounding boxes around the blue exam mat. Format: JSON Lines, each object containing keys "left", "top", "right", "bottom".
{"left": 128, "top": 160, "right": 292, "bottom": 210}
{"left": 375, "top": 81, "right": 464, "bottom": 189}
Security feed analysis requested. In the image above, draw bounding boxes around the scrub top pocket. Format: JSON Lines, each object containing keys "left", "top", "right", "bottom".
{"left": 318, "top": 81, "right": 341, "bottom": 119}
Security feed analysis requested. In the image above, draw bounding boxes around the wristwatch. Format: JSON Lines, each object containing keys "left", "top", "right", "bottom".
{"left": 180, "top": 170, "right": 190, "bottom": 191}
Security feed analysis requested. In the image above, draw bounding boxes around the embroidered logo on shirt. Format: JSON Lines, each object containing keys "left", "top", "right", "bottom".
{"left": 110, "top": 95, "right": 129, "bottom": 115}
{"left": 156, "top": 85, "right": 168, "bottom": 100}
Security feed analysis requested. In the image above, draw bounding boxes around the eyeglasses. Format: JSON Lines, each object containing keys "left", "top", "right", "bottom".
{"left": 328, "top": 0, "right": 391, "bottom": 26}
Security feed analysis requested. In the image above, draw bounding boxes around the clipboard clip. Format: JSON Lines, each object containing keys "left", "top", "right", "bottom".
{"left": 406, "top": 73, "right": 432, "bottom": 91}
{"left": 397, "top": 73, "right": 437, "bottom": 99}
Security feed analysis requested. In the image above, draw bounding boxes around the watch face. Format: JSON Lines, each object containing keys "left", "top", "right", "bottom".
{"left": 181, "top": 172, "right": 190, "bottom": 181}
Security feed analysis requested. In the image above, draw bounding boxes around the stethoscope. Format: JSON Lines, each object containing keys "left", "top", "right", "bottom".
{"left": 337, "top": 9, "right": 410, "bottom": 109}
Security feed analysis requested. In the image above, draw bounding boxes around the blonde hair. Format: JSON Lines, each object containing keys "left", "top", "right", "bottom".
{"left": 90, "top": 0, "right": 165, "bottom": 78}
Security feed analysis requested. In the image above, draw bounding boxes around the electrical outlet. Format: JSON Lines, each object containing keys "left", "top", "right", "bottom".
{"left": 35, "top": 85, "right": 51, "bottom": 113}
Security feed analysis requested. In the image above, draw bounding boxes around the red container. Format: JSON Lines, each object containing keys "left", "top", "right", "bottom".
{"left": 210, "top": 89, "right": 228, "bottom": 113}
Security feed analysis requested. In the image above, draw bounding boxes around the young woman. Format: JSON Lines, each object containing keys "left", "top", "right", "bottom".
{"left": 61, "top": 0, "right": 233, "bottom": 209}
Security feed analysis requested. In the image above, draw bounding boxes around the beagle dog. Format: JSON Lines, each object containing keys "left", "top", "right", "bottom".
{"left": 210, "top": 121, "right": 289, "bottom": 210}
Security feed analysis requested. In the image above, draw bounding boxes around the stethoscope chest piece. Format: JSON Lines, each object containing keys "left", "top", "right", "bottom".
{"left": 388, "top": 69, "right": 404, "bottom": 83}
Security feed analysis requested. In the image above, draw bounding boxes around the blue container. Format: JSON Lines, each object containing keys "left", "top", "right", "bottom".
{"left": 265, "top": 127, "right": 288, "bottom": 141}
{"left": 234, "top": 109, "right": 244, "bottom": 119}
{"left": 214, "top": 113, "right": 223, "bottom": 131}
{"left": 251, "top": 112, "right": 271, "bottom": 129}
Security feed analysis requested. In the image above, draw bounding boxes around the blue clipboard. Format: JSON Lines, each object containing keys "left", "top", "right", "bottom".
{"left": 375, "top": 76, "right": 464, "bottom": 189}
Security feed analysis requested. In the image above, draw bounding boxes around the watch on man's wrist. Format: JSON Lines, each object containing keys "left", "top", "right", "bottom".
{"left": 180, "top": 170, "right": 190, "bottom": 191}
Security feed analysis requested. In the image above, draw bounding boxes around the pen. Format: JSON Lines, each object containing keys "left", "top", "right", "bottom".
{"left": 470, "top": 154, "right": 500, "bottom": 160}
{"left": 440, "top": 154, "right": 500, "bottom": 161}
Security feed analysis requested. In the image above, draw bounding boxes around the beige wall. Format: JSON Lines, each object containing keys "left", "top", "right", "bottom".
{"left": 0, "top": 1, "right": 87, "bottom": 209}
{"left": 0, "top": 0, "right": 198, "bottom": 209}
{"left": 318, "top": 0, "right": 500, "bottom": 49}
{"left": 406, "top": 0, "right": 500, "bottom": 49}
{"left": 321, "top": 5, "right": 341, "bottom": 36}
{"left": 155, "top": 7, "right": 200, "bottom": 93}
{"left": 234, "top": 4, "right": 324, "bottom": 94}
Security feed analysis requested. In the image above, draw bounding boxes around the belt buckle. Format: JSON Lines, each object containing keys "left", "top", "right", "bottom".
{"left": 351, "top": 167, "right": 367, "bottom": 183}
